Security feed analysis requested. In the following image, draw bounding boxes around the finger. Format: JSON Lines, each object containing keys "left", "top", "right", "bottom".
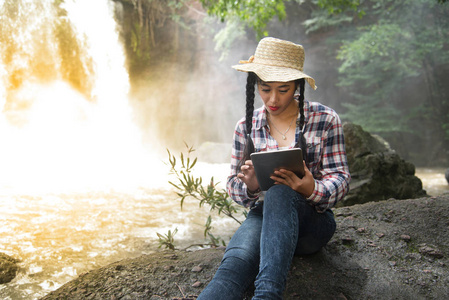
{"left": 240, "top": 165, "right": 250, "bottom": 173}
{"left": 274, "top": 170, "right": 294, "bottom": 182}
{"left": 303, "top": 160, "right": 309, "bottom": 171}
{"left": 245, "top": 160, "right": 254, "bottom": 166}
{"left": 271, "top": 174, "right": 288, "bottom": 185}
{"left": 278, "top": 169, "right": 295, "bottom": 177}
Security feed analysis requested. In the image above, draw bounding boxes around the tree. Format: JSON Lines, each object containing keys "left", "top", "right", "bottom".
{"left": 198, "top": 0, "right": 369, "bottom": 38}
{"left": 199, "top": 0, "right": 288, "bottom": 37}
{"left": 335, "top": 1, "right": 449, "bottom": 149}
{"left": 302, "top": 0, "right": 449, "bottom": 163}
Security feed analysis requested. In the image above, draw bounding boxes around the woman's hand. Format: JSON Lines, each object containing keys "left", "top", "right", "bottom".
{"left": 237, "top": 160, "right": 260, "bottom": 193}
{"left": 271, "top": 161, "right": 315, "bottom": 197}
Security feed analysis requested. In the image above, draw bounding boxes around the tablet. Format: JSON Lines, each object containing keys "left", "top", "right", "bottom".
{"left": 250, "top": 148, "right": 304, "bottom": 191}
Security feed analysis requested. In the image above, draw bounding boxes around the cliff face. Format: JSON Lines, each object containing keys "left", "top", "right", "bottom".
{"left": 41, "top": 195, "right": 449, "bottom": 300}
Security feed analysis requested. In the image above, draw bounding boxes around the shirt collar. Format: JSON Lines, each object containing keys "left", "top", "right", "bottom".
{"left": 255, "top": 106, "right": 268, "bottom": 130}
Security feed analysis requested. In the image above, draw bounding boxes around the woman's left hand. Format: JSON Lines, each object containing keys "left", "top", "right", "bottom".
{"left": 271, "top": 161, "right": 315, "bottom": 197}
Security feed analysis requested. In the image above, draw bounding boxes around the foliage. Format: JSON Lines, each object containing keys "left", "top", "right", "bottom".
{"left": 213, "top": 18, "right": 246, "bottom": 61}
{"left": 316, "top": 0, "right": 364, "bottom": 16}
{"left": 303, "top": 9, "right": 354, "bottom": 34}
{"left": 199, "top": 0, "right": 288, "bottom": 37}
{"left": 159, "top": 144, "right": 244, "bottom": 249}
{"left": 199, "top": 0, "right": 369, "bottom": 38}
{"left": 327, "top": 0, "right": 449, "bottom": 138}
{"left": 157, "top": 228, "right": 178, "bottom": 250}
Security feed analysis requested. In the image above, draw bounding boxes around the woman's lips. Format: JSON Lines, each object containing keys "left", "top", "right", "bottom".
{"left": 268, "top": 106, "right": 279, "bottom": 111}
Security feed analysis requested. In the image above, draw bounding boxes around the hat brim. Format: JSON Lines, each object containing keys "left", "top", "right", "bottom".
{"left": 232, "top": 63, "right": 317, "bottom": 90}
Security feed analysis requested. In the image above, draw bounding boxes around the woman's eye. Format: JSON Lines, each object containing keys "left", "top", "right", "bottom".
{"left": 280, "top": 90, "right": 288, "bottom": 93}
{"left": 262, "top": 89, "right": 270, "bottom": 93}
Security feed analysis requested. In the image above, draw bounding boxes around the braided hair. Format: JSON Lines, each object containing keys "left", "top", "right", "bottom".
{"left": 295, "top": 78, "right": 308, "bottom": 162}
{"left": 237, "top": 72, "right": 257, "bottom": 170}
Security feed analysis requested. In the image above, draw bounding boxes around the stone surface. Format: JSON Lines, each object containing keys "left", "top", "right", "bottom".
{"left": 341, "top": 123, "right": 427, "bottom": 206}
{"left": 0, "top": 252, "right": 19, "bottom": 284}
{"left": 41, "top": 194, "right": 449, "bottom": 300}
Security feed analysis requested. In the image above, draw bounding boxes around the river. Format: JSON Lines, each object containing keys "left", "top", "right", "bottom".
{"left": 415, "top": 168, "right": 449, "bottom": 197}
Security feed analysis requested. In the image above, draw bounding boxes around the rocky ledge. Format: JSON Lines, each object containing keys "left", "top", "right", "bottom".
{"left": 0, "top": 253, "right": 19, "bottom": 284}
{"left": 41, "top": 194, "right": 449, "bottom": 300}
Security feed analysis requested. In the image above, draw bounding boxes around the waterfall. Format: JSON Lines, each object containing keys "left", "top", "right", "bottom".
{"left": 0, "top": 0, "right": 164, "bottom": 194}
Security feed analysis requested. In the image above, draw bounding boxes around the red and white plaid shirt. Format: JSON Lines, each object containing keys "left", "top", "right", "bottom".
{"left": 227, "top": 99, "right": 351, "bottom": 213}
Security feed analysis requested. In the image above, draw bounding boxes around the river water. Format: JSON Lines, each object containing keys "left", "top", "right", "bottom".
{"left": 415, "top": 168, "right": 449, "bottom": 197}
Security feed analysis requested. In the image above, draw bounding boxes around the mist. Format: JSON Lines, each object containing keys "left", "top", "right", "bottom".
{"left": 113, "top": 0, "right": 448, "bottom": 167}
{"left": 112, "top": 0, "right": 349, "bottom": 163}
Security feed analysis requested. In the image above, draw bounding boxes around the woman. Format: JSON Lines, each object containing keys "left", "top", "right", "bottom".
{"left": 198, "top": 37, "right": 350, "bottom": 299}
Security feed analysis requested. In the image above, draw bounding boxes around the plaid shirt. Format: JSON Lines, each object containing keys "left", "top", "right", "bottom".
{"left": 227, "top": 99, "right": 351, "bottom": 213}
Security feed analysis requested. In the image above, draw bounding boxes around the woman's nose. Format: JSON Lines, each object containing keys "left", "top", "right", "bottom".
{"left": 269, "top": 91, "right": 278, "bottom": 104}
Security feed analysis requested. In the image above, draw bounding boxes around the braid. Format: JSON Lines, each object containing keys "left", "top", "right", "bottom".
{"left": 245, "top": 72, "right": 257, "bottom": 132}
{"left": 237, "top": 72, "right": 257, "bottom": 170}
{"left": 295, "top": 78, "right": 307, "bottom": 162}
{"left": 297, "top": 78, "right": 305, "bottom": 130}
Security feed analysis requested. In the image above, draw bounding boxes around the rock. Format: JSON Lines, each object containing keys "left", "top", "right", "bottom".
{"left": 418, "top": 245, "right": 444, "bottom": 259}
{"left": 400, "top": 234, "right": 411, "bottom": 242}
{"left": 191, "top": 266, "right": 202, "bottom": 272}
{"left": 41, "top": 195, "right": 449, "bottom": 300}
{"left": 341, "top": 123, "right": 427, "bottom": 207}
{"left": 0, "top": 253, "right": 19, "bottom": 284}
{"left": 445, "top": 169, "right": 449, "bottom": 184}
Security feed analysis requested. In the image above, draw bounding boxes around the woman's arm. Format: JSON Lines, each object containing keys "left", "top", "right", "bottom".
{"left": 307, "top": 114, "right": 350, "bottom": 212}
{"left": 226, "top": 121, "right": 260, "bottom": 208}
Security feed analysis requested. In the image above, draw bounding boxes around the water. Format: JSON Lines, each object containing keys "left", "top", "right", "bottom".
{"left": 415, "top": 168, "right": 449, "bottom": 197}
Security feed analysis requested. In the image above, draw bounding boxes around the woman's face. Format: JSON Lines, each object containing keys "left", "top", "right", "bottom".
{"left": 257, "top": 80, "right": 297, "bottom": 116}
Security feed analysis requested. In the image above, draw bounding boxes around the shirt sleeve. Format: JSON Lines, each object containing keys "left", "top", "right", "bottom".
{"left": 307, "top": 113, "right": 351, "bottom": 212}
{"left": 226, "top": 120, "right": 258, "bottom": 208}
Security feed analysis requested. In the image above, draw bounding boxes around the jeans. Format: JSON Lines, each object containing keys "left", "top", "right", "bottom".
{"left": 197, "top": 185, "right": 336, "bottom": 300}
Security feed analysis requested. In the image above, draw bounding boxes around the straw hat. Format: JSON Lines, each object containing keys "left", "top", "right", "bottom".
{"left": 232, "top": 37, "right": 316, "bottom": 90}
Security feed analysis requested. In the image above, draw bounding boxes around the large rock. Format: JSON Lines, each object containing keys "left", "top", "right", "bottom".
{"left": 0, "top": 253, "right": 19, "bottom": 284}
{"left": 41, "top": 195, "right": 449, "bottom": 300}
{"left": 341, "top": 123, "right": 427, "bottom": 207}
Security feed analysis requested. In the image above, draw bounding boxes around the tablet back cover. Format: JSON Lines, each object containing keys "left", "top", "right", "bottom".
{"left": 250, "top": 148, "right": 304, "bottom": 191}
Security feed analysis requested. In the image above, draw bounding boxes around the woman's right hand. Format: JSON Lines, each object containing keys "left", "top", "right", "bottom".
{"left": 237, "top": 160, "right": 260, "bottom": 193}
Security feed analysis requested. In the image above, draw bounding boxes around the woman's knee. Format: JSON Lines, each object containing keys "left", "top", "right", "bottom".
{"left": 224, "top": 244, "right": 259, "bottom": 263}
{"left": 265, "top": 185, "right": 306, "bottom": 210}
{"left": 266, "top": 184, "right": 294, "bottom": 198}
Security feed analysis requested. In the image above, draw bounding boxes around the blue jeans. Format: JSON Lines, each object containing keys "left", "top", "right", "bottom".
{"left": 197, "top": 185, "right": 336, "bottom": 300}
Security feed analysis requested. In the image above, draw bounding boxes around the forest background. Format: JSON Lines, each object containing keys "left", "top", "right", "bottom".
{"left": 55, "top": 0, "right": 449, "bottom": 166}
